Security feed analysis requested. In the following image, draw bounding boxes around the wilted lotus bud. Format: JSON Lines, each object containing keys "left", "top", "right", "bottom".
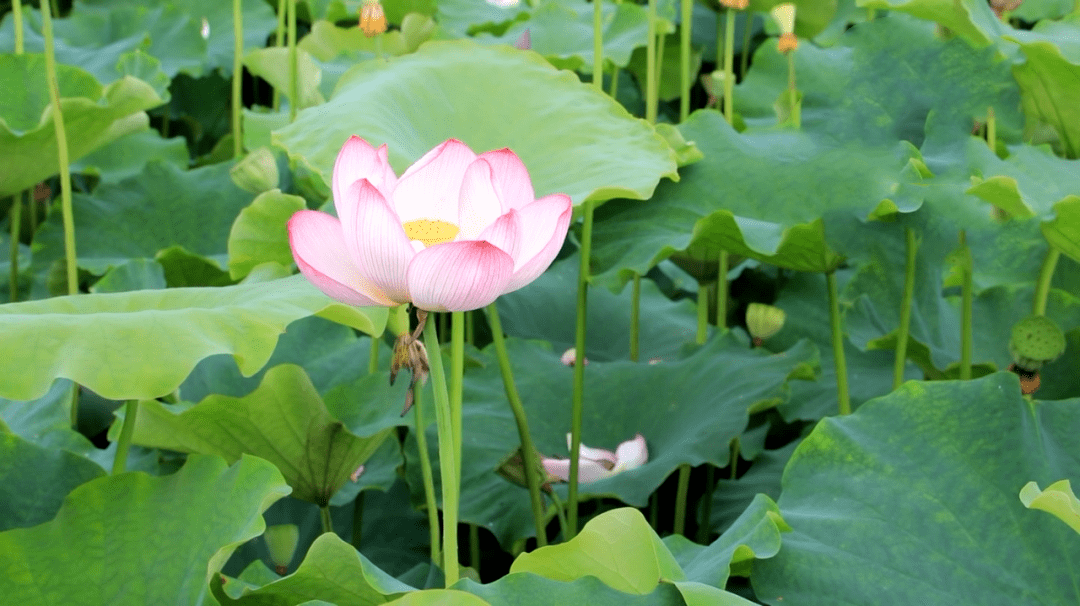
{"left": 746, "top": 303, "right": 786, "bottom": 346}
{"left": 719, "top": 0, "right": 749, "bottom": 9}
{"left": 701, "top": 70, "right": 725, "bottom": 108}
{"left": 514, "top": 28, "right": 531, "bottom": 50}
{"left": 360, "top": 0, "right": 387, "bottom": 37}
{"left": 496, "top": 446, "right": 547, "bottom": 489}
{"left": 350, "top": 465, "right": 365, "bottom": 482}
{"left": 264, "top": 524, "right": 300, "bottom": 574}
{"left": 770, "top": 3, "right": 798, "bottom": 53}
{"left": 990, "top": 0, "right": 1022, "bottom": 18}
{"left": 561, "top": 347, "right": 588, "bottom": 367}
{"left": 230, "top": 147, "right": 280, "bottom": 193}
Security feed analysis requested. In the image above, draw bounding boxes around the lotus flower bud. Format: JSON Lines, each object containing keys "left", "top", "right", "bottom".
{"left": 561, "top": 347, "right": 588, "bottom": 367}
{"left": 230, "top": 147, "right": 280, "bottom": 194}
{"left": 746, "top": 303, "right": 786, "bottom": 346}
{"left": 720, "top": 0, "right": 749, "bottom": 9}
{"left": 360, "top": 0, "right": 386, "bottom": 38}
{"left": 771, "top": 3, "right": 797, "bottom": 52}
{"left": 264, "top": 524, "right": 300, "bottom": 574}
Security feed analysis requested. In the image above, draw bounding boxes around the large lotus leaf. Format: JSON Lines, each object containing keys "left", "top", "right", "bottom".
{"left": 89, "top": 258, "right": 169, "bottom": 293}
{"left": 1012, "top": 0, "right": 1075, "bottom": 21}
{"left": 219, "top": 532, "right": 413, "bottom": 605}
{"left": 855, "top": 0, "right": 1007, "bottom": 48}
{"left": 590, "top": 110, "right": 924, "bottom": 288}
{"left": 405, "top": 333, "right": 815, "bottom": 546}
{"left": 496, "top": 255, "right": 703, "bottom": 363}
{"left": 244, "top": 47, "right": 326, "bottom": 109}
{"left": 0, "top": 454, "right": 290, "bottom": 606}
{"left": 69, "top": 130, "right": 189, "bottom": 185}
{"left": 745, "top": 0, "right": 838, "bottom": 39}
{"left": 434, "top": 0, "right": 532, "bottom": 36}
{"left": 228, "top": 189, "right": 306, "bottom": 280}
{"left": 299, "top": 20, "right": 410, "bottom": 62}
{"left": 386, "top": 591, "right": 490, "bottom": 605}
{"left": 124, "top": 364, "right": 392, "bottom": 506}
{"left": 478, "top": 0, "right": 654, "bottom": 74}
{"left": 273, "top": 40, "right": 677, "bottom": 206}
{"left": 0, "top": 432, "right": 105, "bottom": 531}
{"left": 708, "top": 441, "right": 799, "bottom": 532}
{"left": 626, "top": 28, "right": 702, "bottom": 102}
{"left": 0, "top": 274, "right": 387, "bottom": 401}
{"left": 0, "top": 379, "right": 94, "bottom": 455}
{"left": 0, "top": 54, "right": 162, "bottom": 198}
{"left": 752, "top": 373, "right": 1080, "bottom": 604}
{"left": 32, "top": 161, "right": 254, "bottom": 283}
{"left": 1009, "top": 21, "right": 1080, "bottom": 159}
{"left": 1021, "top": 480, "right": 1080, "bottom": 535}
{"left": 457, "top": 573, "right": 687, "bottom": 606}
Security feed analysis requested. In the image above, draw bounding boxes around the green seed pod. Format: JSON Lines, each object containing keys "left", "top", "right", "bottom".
{"left": 746, "top": 303, "right": 786, "bottom": 341}
{"left": 1009, "top": 315, "right": 1066, "bottom": 371}
{"left": 264, "top": 524, "right": 300, "bottom": 571}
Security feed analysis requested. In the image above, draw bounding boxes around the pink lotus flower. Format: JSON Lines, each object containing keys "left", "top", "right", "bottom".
{"left": 543, "top": 433, "right": 648, "bottom": 483}
{"left": 288, "top": 136, "right": 573, "bottom": 312}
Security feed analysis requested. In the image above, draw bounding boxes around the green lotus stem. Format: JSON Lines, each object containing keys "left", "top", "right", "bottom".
{"left": 673, "top": 463, "right": 691, "bottom": 535}
{"left": 649, "top": 491, "right": 659, "bottom": 529}
{"left": 568, "top": 198, "right": 596, "bottom": 539}
{"left": 320, "top": 505, "right": 333, "bottom": 534}
{"left": 548, "top": 489, "right": 569, "bottom": 540}
{"left": 655, "top": 31, "right": 666, "bottom": 100}
{"left": 469, "top": 524, "right": 481, "bottom": 573}
{"left": 486, "top": 304, "right": 548, "bottom": 546}
{"left": 10, "top": 192, "right": 22, "bottom": 302}
{"left": 273, "top": 0, "right": 286, "bottom": 111}
{"left": 958, "top": 231, "right": 973, "bottom": 380}
{"left": 787, "top": 51, "right": 798, "bottom": 128}
{"left": 422, "top": 317, "right": 459, "bottom": 584}
{"left": 49, "top": 0, "right": 59, "bottom": 19}
{"left": 716, "top": 250, "right": 728, "bottom": 328}
{"left": 351, "top": 491, "right": 363, "bottom": 548}
{"left": 593, "top": 0, "right": 603, "bottom": 90}
{"left": 609, "top": 67, "right": 620, "bottom": 97}
{"left": 740, "top": 11, "right": 752, "bottom": 76}
{"left": 729, "top": 437, "right": 739, "bottom": 479}
{"left": 826, "top": 271, "right": 851, "bottom": 415}
{"left": 412, "top": 381, "right": 442, "bottom": 565}
{"left": 696, "top": 464, "right": 716, "bottom": 543}
{"left": 450, "top": 311, "right": 464, "bottom": 482}
{"left": 465, "top": 309, "right": 475, "bottom": 346}
{"left": 645, "top": 0, "right": 658, "bottom": 123}
{"left": 368, "top": 336, "right": 379, "bottom": 374}
{"left": 630, "top": 273, "right": 641, "bottom": 361}
{"left": 893, "top": 226, "right": 917, "bottom": 390}
{"left": 232, "top": 0, "right": 244, "bottom": 158}
{"left": 1033, "top": 248, "right": 1060, "bottom": 316}
{"left": 41, "top": 0, "right": 76, "bottom": 297}
{"left": 680, "top": 0, "right": 692, "bottom": 121}
{"left": 288, "top": 0, "right": 298, "bottom": 122}
{"left": 12, "top": 0, "right": 23, "bottom": 54}
{"left": 111, "top": 400, "right": 139, "bottom": 475}
{"left": 723, "top": 9, "right": 736, "bottom": 124}
{"left": 696, "top": 282, "right": 708, "bottom": 344}
{"left": 987, "top": 106, "right": 996, "bottom": 155}
{"left": 715, "top": 10, "right": 723, "bottom": 65}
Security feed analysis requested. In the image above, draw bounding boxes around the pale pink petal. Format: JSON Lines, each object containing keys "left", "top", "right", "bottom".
{"left": 565, "top": 433, "right": 617, "bottom": 466}
{"left": 457, "top": 159, "right": 505, "bottom": 240}
{"left": 542, "top": 457, "right": 612, "bottom": 483}
{"left": 476, "top": 209, "right": 522, "bottom": 260}
{"left": 613, "top": 434, "right": 648, "bottom": 473}
{"left": 503, "top": 193, "right": 573, "bottom": 292}
{"left": 333, "top": 136, "right": 397, "bottom": 220}
{"left": 477, "top": 148, "right": 535, "bottom": 211}
{"left": 406, "top": 240, "right": 514, "bottom": 312}
{"left": 393, "top": 139, "right": 477, "bottom": 225}
{"left": 353, "top": 180, "right": 415, "bottom": 304}
{"left": 287, "top": 210, "right": 394, "bottom": 307}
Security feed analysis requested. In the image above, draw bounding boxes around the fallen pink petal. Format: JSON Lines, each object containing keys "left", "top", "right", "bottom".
{"left": 543, "top": 433, "right": 648, "bottom": 483}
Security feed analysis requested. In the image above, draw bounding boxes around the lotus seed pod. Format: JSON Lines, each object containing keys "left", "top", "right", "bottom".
{"left": 1008, "top": 315, "right": 1065, "bottom": 371}
{"left": 264, "top": 524, "right": 300, "bottom": 573}
{"left": 746, "top": 303, "right": 786, "bottom": 341}
{"left": 229, "top": 147, "right": 279, "bottom": 194}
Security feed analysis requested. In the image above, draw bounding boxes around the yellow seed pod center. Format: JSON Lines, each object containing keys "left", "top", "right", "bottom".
{"left": 402, "top": 219, "right": 460, "bottom": 247}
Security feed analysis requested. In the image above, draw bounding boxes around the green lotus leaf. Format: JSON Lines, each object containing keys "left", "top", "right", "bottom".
{"left": 244, "top": 47, "right": 326, "bottom": 109}
{"left": 69, "top": 130, "right": 188, "bottom": 185}
{"left": 752, "top": 373, "right": 1080, "bottom": 604}
{"left": 300, "top": 20, "right": 410, "bottom": 62}
{"left": 745, "top": 0, "right": 838, "bottom": 39}
{"left": 0, "top": 454, "right": 290, "bottom": 605}
{"left": 0, "top": 274, "right": 387, "bottom": 401}
{"left": 708, "top": 441, "right": 799, "bottom": 533}
{"left": 457, "top": 573, "right": 687, "bottom": 606}
{"left": 0, "top": 431, "right": 105, "bottom": 531}
{"left": 228, "top": 189, "right": 306, "bottom": 280}
{"left": 273, "top": 40, "right": 677, "bottom": 206}
{"left": 89, "top": 258, "right": 168, "bottom": 293}
{"left": 435, "top": 0, "right": 532, "bottom": 37}
{"left": 0, "top": 54, "right": 163, "bottom": 198}
{"left": 405, "top": 332, "right": 815, "bottom": 546}
{"left": 626, "top": 27, "right": 702, "bottom": 102}
{"left": 219, "top": 532, "right": 413, "bottom": 605}
{"left": 0, "top": 379, "right": 94, "bottom": 456}
{"left": 855, "top": 0, "right": 1006, "bottom": 48}
{"left": 386, "top": 590, "right": 491, "bottom": 605}
{"left": 1008, "top": 21, "right": 1080, "bottom": 159}
{"left": 1020, "top": 480, "right": 1080, "bottom": 535}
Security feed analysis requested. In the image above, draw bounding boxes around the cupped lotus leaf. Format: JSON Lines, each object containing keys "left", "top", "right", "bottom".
{"left": 496, "top": 256, "right": 703, "bottom": 363}
{"left": 69, "top": 130, "right": 189, "bottom": 185}
{"left": 967, "top": 144, "right": 1080, "bottom": 220}
{"left": 89, "top": 258, "right": 168, "bottom": 293}
{"left": 1020, "top": 480, "right": 1080, "bottom": 534}
{"left": 0, "top": 454, "right": 290, "bottom": 606}
{"left": 0, "top": 379, "right": 95, "bottom": 456}
{"left": 273, "top": 40, "right": 677, "bottom": 206}
{"left": 155, "top": 245, "right": 235, "bottom": 288}
{"left": 1008, "top": 22, "right": 1080, "bottom": 159}
{"left": 0, "top": 54, "right": 163, "bottom": 198}
{"left": 32, "top": 161, "right": 254, "bottom": 285}
{"left": 228, "top": 189, "right": 307, "bottom": 280}
{"left": 752, "top": 374, "right": 1080, "bottom": 604}
{"left": 124, "top": 364, "right": 394, "bottom": 506}
{"left": 0, "top": 274, "right": 387, "bottom": 401}
{"left": 456, "top": 573, "right": 687, "bottom": 606}
{"left": 299, "top": 20, "right": 410, "bottom": 62}
{"left": 219, "top": 532, "right": 413, "bottom": 605}
{"left": 405, "top": 333, "right": 815, "bottom": 546}
{"left": 435, "top": 0, "right": 531, "bottom": 36}
{"left": 478, "top": 0, "right": 656, "bottom": 74}
{"left": 0, "top": 432, "right": 105, "bottom": 531}
{"left": 590, "top": 110, "right": 923, "bottom": 288}
{"left": 244, "top": 47, "right": 326, "bottom": 109}
{"left": 854, "top": 0, "right": 1007, "bottom": 48}
{"left": 1042, "top": 196, "right": 1080, "bottom": 264}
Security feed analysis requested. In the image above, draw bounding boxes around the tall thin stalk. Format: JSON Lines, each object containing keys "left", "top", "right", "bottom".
{"left": 232, "top": 0, "right": 244, "bottom": 158}
{"left": 469, "top": 524, "right": 481, "bottom": 575}
{"left": 567, "top": 199, "right": 596, "bottom": 539}
{"left": 680, "top": 0, "right": 692, "bottom": 121}
{"left": 273, "top": 0, "right": 286, "bottom": 111}
{"left": 422, "top": 317, "right": 459, "bottom": 584}
{"left": 723, "top": 9, "right": 736, "bottom": 124}
{"left": 111, "top": 400, "right": 139, "bottom": 475}
{"left": 368, "top": 336, "right": 379, "bottom": 374}
{"left": 12, "top": 0, "right": 24, "bottom": 54}
{"left": 1033, "top": 248, "right": 1060, "bottom": 316}
{"left": 893, "top": 226, "right": 917, "bottom": 390}
{"left": 413, "top": 382, "right": 442, "bottom": 565}
{"left": 450, "top": 311, "right": 464, "bottom": 483}
{"left": 646, "top": 0, "right": 658, "bottom": 123}
{"left": 740, "top": 11, "right": 752, "bottom": 76}
{"left": 958, "top": 231, "right": 973, "bottom": 380}
{"left": 351, "top": 492, "right": 364, "bottom": 548}
{"left": 9, "top": 192, "right": 22, "bottom": 302}
{"left": 826, "top": 271, "right": 851, "bottom": 415}
{"left": 320, "top": 505, "right": 333, "bottom": 534}
{"left": 486, "top": 304, "right": 548, "bottom": 546}
{"left": 630, "top": 274, "right": 641, "bottom": 361}
{"left": 716, "top": 250, "right": 728, "bottom": 328}
{"left": 593, "top": 0, "right": 603, "bottom": 90}
{"left": 673, "top": 463, "right": 691, "bottom": 536}
{"left": 696, "top": 282, "right": 708, "bottom": 344}
{"left": 287, "top": 0, "right": 298, "bottom": 122}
